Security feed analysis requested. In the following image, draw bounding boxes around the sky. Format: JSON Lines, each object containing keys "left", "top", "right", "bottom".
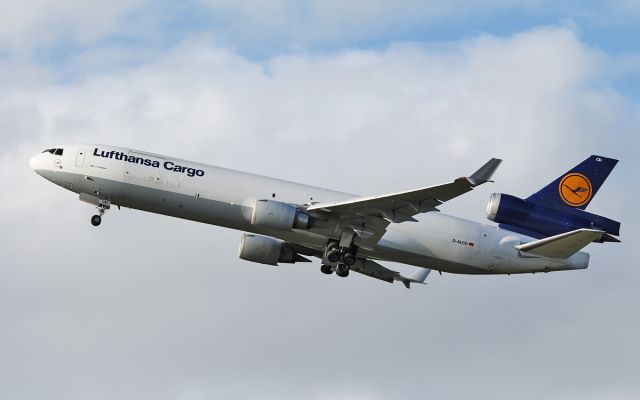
{"left": 1, "top": 1, "right": 639, "bottom": 399}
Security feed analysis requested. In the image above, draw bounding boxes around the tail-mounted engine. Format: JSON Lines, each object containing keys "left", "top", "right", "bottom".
{"left": 238, "top": 233, "right": 310, "bottom": 266}
{"left": 486, "top": 193, "right": 620, "bottom": 239}
{"left": 251, "top": 199, "right": 310, "bottom": 231}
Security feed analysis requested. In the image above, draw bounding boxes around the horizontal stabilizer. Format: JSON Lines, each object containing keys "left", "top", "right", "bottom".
{"left": 350, "top": 259, "right": 431, "bottom": 289}
{"left": 514, "top": 228, "right": 609, "bottom": 259}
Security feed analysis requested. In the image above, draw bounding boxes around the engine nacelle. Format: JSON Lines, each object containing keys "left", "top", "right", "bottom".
{"left": 486, "top": 193, "right": 533, "bottom": 223}
{"left": 238, "top": 233, "right": 305, "bottom": 265}
{"left": 486, "top": 193, "right": 620, "bottom": 238}
{"left": 251, "top": 199, "right": 310, "bottom": 230}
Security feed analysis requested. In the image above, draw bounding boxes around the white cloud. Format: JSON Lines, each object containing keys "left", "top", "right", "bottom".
{"left": 0, "top": 26, "right": 638, "bottom": 399}
{"left": 2, "top": 0, "right": 640, "bottom": 57}
{"left": 0, "top": 0, "right": 145, "bottom": 52}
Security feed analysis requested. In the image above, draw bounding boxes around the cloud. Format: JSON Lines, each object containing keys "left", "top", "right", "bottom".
{"left": 0, "top": 0, "right": 145, "bottom": 52}
{"left": 0, "top": 26, "right": 638, "bottom": 399}
{"left": 3, "top": 1, "right": 640, "bottom": 60}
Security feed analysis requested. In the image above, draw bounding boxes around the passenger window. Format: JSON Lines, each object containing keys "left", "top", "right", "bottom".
{"left": 55, "top": 148, "right": 63, "bottom": 156}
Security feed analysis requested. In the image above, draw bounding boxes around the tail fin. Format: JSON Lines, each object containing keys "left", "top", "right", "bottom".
{"left": 526, "top": 155, "right": 618, "bottom": 210}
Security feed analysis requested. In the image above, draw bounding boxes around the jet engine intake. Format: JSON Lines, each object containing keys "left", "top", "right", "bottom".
{"left": 251, "top": 199, "right": 310, "bottom": 230}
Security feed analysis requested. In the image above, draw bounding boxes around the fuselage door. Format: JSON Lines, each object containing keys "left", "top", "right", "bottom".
{"left": 75, "top": 149, "right": 86, "bottom": 167}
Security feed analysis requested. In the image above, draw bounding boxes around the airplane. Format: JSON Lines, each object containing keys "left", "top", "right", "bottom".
{"left": 29, "top": 145, "right": 621, "bottom": 288}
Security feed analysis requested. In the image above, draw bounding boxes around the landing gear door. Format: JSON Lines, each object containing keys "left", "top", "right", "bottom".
{"left": 75, "top": 149, "right": 86, "bottom": 167}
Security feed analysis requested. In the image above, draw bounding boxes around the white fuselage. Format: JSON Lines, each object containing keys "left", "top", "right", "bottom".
{"left": 30, "top": 144, "right": 589, "bottom": 274}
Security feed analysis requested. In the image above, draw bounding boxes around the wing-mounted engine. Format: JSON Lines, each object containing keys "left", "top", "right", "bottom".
{"left": 486, "top": 193, "right": 620, "bottom": 241}
{"left": 238, "top": 233, "right": 311, "bottom": 266}
{"left": 251, "top": 200, "right": 310, "bottom": 230}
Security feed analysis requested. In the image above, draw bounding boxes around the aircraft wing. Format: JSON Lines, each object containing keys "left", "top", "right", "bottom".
{"left": 351, "top": 259, "right": 431, "bottom": 289}
{"left": 307, "top": 158, "right": 501, "bottom": 249}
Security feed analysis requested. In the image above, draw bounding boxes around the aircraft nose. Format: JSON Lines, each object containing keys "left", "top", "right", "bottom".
{"left": 29, "top": 153, "right": 46, "bottom": 172}
{"left": 29, "top": 154, "right": 37, "bottom": 170}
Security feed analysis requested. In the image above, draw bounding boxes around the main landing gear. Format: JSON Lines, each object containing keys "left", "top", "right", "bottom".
{"left": 335, "top": 263, "right": 350, "bottom": 277}
{"left": 90, "top": 199, "right": 111, "bottom": 227}
{"left": 320, "top": 264, "right": 333, "bottom": 275}
{"left": 320, "top": 262, "right": 352, "bottom": 277}
{"left": 320, "top": 241, "right": 357, "bottom": 278}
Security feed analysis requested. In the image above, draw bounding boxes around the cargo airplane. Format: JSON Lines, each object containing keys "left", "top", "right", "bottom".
{"left": 30, "top": 145, "right": 620, "bottom": 288}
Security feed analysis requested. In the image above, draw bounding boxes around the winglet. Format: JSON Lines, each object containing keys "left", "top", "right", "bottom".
{"left": 468, "top": 158, "right": 502, "bottom": 187}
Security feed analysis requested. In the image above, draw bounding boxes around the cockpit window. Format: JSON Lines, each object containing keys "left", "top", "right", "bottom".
{"left": 42, "top": 148, "right": 63, "bottom": 155}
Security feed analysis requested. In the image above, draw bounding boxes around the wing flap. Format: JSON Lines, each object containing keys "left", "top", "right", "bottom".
{"left": 514, "top": 228, "right": 608, "bottom": 259}
{"left": 350, "top": 259, "right": 431, "bottom": 289}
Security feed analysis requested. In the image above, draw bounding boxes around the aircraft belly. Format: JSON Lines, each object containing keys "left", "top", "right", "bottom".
{"left": 362, "top": 245, "right": 492, "bottom": 274}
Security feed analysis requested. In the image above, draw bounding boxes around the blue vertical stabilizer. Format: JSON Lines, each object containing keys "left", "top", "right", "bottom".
{"left": 526, "top": 155, "right": 618, "bottom": 210}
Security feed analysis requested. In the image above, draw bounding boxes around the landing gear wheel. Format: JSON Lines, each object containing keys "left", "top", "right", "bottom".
{"left": 90, "top": 198, "right": 111, "bottom": 227}
{"left": 336, "top": 264, "right": 350, "bottom": 278}
{"left": 320, "top": 264, "right": 333, "bottom": 275}
{"left": 327, "top": 248, "right": 341, "bottom": 263}
{"left": 91, "top": 215, "right": 102, "bottom": 226}
{"left": 342, "top": 252, "right": 356, "bottom": 266}
{"left": 336, "top": 269, "right": 350, "bottom": 278}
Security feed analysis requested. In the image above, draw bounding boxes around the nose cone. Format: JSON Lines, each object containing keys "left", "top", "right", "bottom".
{"left": 29, "top": 153, "right": 47, "bottom": 172}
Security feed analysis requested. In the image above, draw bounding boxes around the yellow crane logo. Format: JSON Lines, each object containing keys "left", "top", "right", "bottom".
{"left": 558, "top": 173, "right": 592, "bottom": 207}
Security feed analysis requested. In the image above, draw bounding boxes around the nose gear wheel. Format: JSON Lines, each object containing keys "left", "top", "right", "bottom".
{"left": 90, "top": 199, "right": 111, "bottom": 227}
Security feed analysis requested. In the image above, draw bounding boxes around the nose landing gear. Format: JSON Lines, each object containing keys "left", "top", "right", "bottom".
{"left": 90, "top": 199, "right": 111, "bottom": 227}
{"left": 91, "top": 214, "right": 102, "bottom": 226}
